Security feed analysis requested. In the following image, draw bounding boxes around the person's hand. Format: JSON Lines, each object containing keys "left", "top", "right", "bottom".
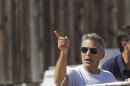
{"left": 54, "top": 31, "right": 70, "bottom": 53}
{"left": 125, "top": 78, "right": 130, "bottom": 82}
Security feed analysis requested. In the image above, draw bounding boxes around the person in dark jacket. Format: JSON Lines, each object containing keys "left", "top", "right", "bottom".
{"left": 101, "top": 25, "right": 130, "bottom": 81}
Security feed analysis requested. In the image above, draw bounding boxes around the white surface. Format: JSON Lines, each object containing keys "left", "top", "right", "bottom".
{"left": 99, "top": 48, "right": 120, "bottom": 67}
{"left": 42, "top": 69, "right": 55, "bottom": 85}
{"left": 42, "top": 66, "right": 73, "bottom": 85}
{"left": 87, "top": 81, "right": 130, "bottom": 86}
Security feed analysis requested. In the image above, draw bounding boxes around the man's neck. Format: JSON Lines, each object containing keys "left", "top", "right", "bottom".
{"left": 83, "top": 66, "right": 100, "bottom": 74}
{"left": 122, "top": 52, "right": 130, "bottom": 70}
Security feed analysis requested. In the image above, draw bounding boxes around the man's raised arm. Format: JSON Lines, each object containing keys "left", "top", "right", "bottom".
{"left": 54, "top": 31, "right": 70, "bottom": 86}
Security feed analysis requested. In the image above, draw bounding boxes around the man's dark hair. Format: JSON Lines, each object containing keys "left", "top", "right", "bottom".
{"left": 117, "top": 25, "right": 130, "bottom": 52}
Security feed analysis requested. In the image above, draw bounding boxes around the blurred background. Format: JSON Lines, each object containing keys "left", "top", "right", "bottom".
{"left": 0, "top": 0, "right": 130, "bottom": 85}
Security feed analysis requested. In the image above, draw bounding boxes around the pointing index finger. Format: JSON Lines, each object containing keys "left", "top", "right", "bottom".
{"left": 54, "top": 31, "right": 60, "bottom": 38}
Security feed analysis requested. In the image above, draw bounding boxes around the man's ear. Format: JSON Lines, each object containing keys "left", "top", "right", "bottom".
{"left": 100, "top": 50, "right": 105, "bottom": 59}
{"left": 122, "top": 41, "right": 127, "bottom": 48}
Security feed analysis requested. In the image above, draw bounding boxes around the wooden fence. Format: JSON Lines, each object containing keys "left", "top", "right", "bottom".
{"left": 0, "top": 0, "right": 130, "bottom": 84}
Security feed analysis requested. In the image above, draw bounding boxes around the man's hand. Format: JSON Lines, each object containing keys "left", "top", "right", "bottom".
{"left": 54, "top": 31, "right": 70, "bottom": 52}
{"left": 125, "top": 78, "right": 130, "bottom": 82}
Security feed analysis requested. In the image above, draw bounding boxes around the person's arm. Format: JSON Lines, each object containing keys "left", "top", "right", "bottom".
{"left": 54, "top": 31, "right": 70, "bottom": 86}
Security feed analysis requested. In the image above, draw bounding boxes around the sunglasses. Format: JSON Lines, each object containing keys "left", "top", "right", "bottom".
{"left": 81, "top": 47, "right": 102, "bottom": 54}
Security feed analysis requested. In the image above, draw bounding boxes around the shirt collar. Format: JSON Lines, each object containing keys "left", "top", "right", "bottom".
{"left": 118, "top": 55, "right": 126, "bottom": 72}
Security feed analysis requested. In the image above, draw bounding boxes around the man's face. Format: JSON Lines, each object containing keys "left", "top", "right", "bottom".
{"left": 121, "top": 41, "right": 130, "bottom": 64}
{"left": 122, "top": 41, "right": 130, "bottom": 56}
{"left": 81, "top": 39, "right": 104, "bottom": 70}
{"left": 126, "top": 42, "right": 130, "bottom": 53}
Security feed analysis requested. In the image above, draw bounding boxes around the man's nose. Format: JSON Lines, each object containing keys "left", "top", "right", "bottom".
{"left": 85, "top": 49, "right": 91, "bottom": 55}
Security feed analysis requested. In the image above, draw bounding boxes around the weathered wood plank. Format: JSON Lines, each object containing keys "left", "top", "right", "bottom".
{"left": 64, "top": 0, "right": 76, "bottom": 64}
{"left": 2, "top": 0, "right": 12, "bottom": 81}
{"left": 12, "top": 0, "right": 21, "bottom": 82}
{"left": 19, "top": 0, "right": 31, "bottom": 82}
{"left": 125, "top": 0, "right": 130, "bottom": 25}
{"left": 0, "top": 0, "right": 5, "bottom": 82}
{"left": 117, "top": 0, "right": 125, "bottom": 28}
{"left": 29, "top": 0, "right": 44, "bottom": 82}
{"left": 43, "top": 0, "right": 51, "bottom": 71}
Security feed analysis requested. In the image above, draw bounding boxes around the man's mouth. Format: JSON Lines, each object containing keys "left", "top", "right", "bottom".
{"left": 84, "top": 59, "right": 92, "bottom": 62}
